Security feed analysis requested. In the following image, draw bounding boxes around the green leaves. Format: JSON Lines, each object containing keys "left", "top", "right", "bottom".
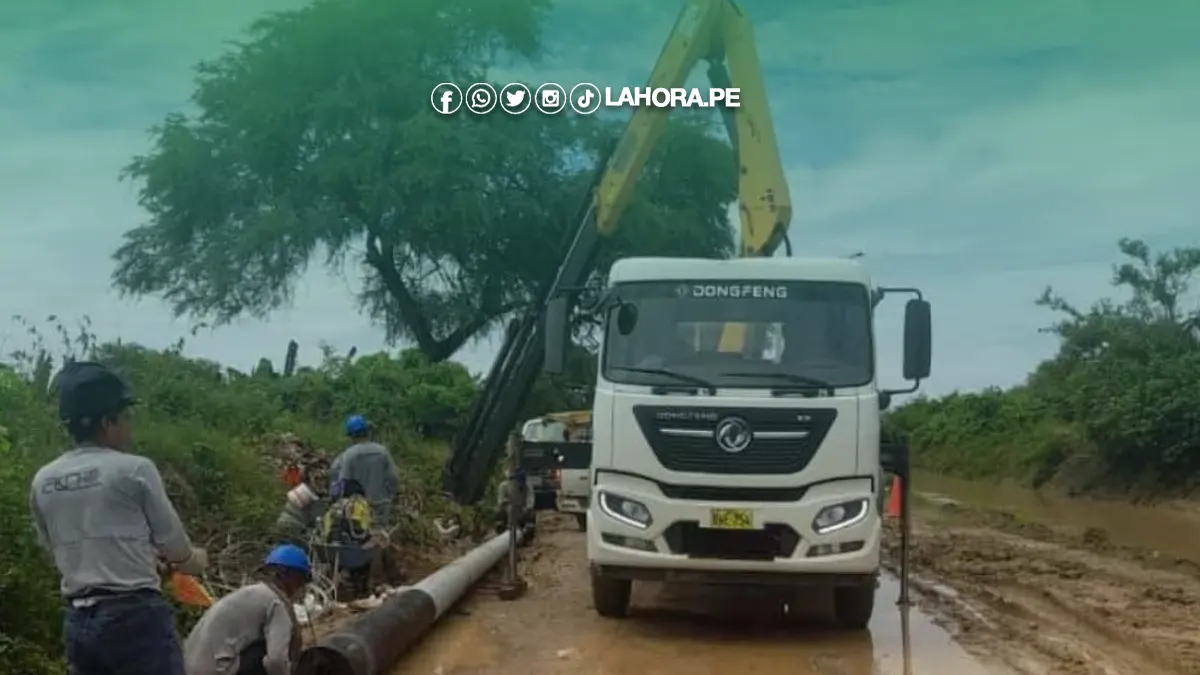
{"left": 891, "top": 239, "right": 1200, "bottom": 493}
{"left": 114, "top": 0, "right": 735, "bottom": 362}
{"left": 0, "top": 321, "right": 505, "bottom": 670}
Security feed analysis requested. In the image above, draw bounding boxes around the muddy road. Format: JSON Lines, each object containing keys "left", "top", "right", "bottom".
{"left": 893, "top": 497, "right": 1200, "bottom": 674}
{"left": 384, "top": 498, "right": 1200, "bottom": 674}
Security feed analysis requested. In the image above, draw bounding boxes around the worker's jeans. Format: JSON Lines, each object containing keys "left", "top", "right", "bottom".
{"left": 65, "top": 591, "right": 184, "bottom": 675}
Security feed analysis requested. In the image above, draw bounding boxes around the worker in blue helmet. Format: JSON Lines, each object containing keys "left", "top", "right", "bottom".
{"left": 329, "top": 415, "right": 397, "bottom": 513}
{"left": 329, "top": 414, "right": 400, "bottom": 582}
{"left": 184, "top": 544, "right": 311, "bottom": 675}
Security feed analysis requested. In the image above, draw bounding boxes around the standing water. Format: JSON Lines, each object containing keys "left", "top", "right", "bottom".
{"left": 913, "top": 470, "right": 1200, "bottom": 563}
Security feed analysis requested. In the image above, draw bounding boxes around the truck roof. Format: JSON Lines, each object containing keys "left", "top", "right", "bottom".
{"left": 607, "top": 256, "right": 872, "bottom": 285}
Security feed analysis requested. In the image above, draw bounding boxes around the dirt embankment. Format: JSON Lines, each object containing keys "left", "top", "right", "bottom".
{"left": 886, "top": 497, "right": 1200, "bottom": 674}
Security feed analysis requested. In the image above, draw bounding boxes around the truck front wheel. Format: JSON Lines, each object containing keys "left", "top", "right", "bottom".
{"left": 591, "top": 570, "right": 631, "bottom": 618}
{"left": 832, "top": 583, "right": 875, "bottom": 630}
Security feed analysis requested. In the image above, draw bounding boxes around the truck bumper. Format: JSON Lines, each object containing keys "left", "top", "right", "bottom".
{"left": 586, "top": 472, "right": 880, "bottom": 580}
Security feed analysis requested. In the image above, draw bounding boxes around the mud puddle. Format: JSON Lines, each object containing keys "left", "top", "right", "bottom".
{"left": 885, "top": 494, "right": 1200, "bottom": 674}
{"left": 392, "top": 516, "right": 1001, "bottom": 674}
{"left": 914, "top": 471, "right": 1200, "bottom": 565}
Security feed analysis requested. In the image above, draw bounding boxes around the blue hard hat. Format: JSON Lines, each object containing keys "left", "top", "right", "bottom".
{"left": 263, "top": 544, "right": 312, "bottom": 578}
{"left": 344, "top": 414, "right": 369, "bottom": 436}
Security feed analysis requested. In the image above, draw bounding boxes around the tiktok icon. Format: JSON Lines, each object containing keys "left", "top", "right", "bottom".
{"left": 570, "top": 83, "right": 603, "bottom": 115}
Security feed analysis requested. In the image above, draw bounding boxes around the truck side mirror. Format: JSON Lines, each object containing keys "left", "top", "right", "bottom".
{"left": 902, "top": 299, "right": 931, "bottom": 381}
{"left": 543, "top": 297, "right": 569, "bottom": 374}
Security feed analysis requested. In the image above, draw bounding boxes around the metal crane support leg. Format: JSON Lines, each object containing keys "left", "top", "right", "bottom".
{"left": 499, "top": 475, "right": 528, "bottom": 601}
{"left": 898, "top": 472, "right": 911, "bottom": 606}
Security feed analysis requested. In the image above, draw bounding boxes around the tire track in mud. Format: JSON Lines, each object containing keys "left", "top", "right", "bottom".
{"left": 389, "top": 515, "right": 997, "bottom": 674}
{"left": 885, "top": 499, "right": 1200, "bottom": 674}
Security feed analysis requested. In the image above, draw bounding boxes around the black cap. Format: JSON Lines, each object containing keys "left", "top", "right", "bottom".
{"left": 57, "top": 361, "right": 136, "bottom": 421}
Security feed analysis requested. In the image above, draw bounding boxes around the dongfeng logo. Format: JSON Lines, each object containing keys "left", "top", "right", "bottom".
{"left": 714, "top": 416, "right": 752, "bottom": 453}
{"left": 674, "top": 284, "right": 787, "bottom": 299}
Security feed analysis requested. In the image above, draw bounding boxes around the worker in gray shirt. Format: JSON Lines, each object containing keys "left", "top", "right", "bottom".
{"left": 331, "top": 414, "right": 400, "bottom": 583}
{"left": 30, "top": 361, "right": 207, "bottom": 675}
{"left": 493, "top": 466, "right": 535, "bottom": 536}
{"left": 184, "top": 544, "right": 310, "bottom": 675}
{"left": 330, "top": 415, "right": 398, "bottom": 522}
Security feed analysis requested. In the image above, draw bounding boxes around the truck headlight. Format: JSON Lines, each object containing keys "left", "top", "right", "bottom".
{"left": 812, "top": 499, "right": 869, "bottom": 534}
{"left": 598, "top": 491, "right": 652, "bottom": 529}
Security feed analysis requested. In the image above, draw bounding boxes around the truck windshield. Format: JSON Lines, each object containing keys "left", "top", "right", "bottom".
{"left": 601, "top": 280, "right": 873, "bottom": 389}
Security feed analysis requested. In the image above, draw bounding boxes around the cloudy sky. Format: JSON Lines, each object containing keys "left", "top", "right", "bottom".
{"left": 1, "top": 0, "right": 1197, "bottom": 395}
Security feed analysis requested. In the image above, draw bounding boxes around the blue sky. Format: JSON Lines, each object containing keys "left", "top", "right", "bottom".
{"left": 1, "top": 0, "right": 1197, "bottom": 395}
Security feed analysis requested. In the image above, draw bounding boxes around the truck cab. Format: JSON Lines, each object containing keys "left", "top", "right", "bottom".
{"left": 546, "top": 255, "right": 931, "bottom": 627}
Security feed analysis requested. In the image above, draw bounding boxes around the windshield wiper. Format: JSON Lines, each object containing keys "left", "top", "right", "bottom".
{"left": 720, "top": 372, "right": 835, "bottom": 392}
{"left": 609, "top": 366, "right": 717, "bottom": 394}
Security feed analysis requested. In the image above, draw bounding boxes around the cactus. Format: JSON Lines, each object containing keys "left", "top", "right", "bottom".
{"left": 283, "top": 340, "right": 298, "bottom": 376}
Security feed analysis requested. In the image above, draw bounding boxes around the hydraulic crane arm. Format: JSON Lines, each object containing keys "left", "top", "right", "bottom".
{"left": 597, "top": 0, "right": 792, "bottom": 255}
{"left": 443, "top": 0, "right": 792, "bottom": 504}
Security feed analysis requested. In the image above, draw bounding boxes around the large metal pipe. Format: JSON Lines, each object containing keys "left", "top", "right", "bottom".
{"left": 296, "top": 529, "right": 523, "bottom": 675}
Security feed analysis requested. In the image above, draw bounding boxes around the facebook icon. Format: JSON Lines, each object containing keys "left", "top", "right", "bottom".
{"left": 430, "top": 83, "right": 462, "bottom": 115}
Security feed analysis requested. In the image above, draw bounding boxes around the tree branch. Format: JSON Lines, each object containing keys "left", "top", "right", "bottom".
{"left": 364, "top": 228, "right": 526, "bottom": 361}
{"left": 364, "top": 228, "right": 438, "bottom": 355}
{"left": 431, "top": 299, "right": 524, "bottom": 361}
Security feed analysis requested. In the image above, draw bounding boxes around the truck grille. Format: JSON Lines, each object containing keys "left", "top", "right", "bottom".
{"left": 663, "top": 522, "right": 801, "bottom": 560}
{"left": 632, "top": 406, "right": 837, "bottom": 475}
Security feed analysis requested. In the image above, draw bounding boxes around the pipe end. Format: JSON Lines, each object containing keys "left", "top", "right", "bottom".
{"left": 296, "top": 646, "right": 356, "bottom": 675}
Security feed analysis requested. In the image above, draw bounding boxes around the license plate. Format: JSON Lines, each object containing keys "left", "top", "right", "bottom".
{"left": 708, "top": 508, "right": 755, "bottom": 530}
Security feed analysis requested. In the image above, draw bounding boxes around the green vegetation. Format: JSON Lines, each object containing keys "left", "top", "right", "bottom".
{"left": 889, "top": 239, "right": 1200, "bottom": 497}
{"left": 112, "top": 0, "right": 736, "bottom": 363}
{"left": 0, "top": 319, "right": 493, "bottom": 673}
{"left": 4, "top": 2, "right": 743, "bottom": 668}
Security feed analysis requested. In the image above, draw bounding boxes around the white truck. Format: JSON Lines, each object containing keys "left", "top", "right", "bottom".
{"left": 541, "top": 256, "right": 931, "bottom": 628}
{"left": 519, "top": 412, "right": 593, "bottom": 530}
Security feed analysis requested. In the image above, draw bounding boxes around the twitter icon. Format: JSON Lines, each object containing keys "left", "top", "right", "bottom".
{"left": 500, "top": 83, "right": 532, "bottom": 115}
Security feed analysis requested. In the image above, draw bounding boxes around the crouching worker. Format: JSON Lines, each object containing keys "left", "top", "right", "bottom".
{"left": 493, "top": 467, "right": 535, "bottom": 542}
{"left": 319, "top": 478, "right": 374, "bottom": 597}
{"left": 274, "top": 461, "right": 330, "bottom": 546}
{"left": 184, "top": 544, "right": 310, "bottom": 675}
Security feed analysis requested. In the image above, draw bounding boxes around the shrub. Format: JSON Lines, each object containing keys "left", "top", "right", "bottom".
{"left": 0, "top": 322, "right": 486, "bottom": 672}
{"left": 888, "top": 239, "right": 1200, "bottom": 495}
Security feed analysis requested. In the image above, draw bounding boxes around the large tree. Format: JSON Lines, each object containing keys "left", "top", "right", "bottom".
{"left": 114, "top": 0, "right": 736, "bottom": 361}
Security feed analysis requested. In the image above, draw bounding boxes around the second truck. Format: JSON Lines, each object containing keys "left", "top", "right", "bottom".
{"left": 444, "top": 0, "right": 930, "bottom": 629}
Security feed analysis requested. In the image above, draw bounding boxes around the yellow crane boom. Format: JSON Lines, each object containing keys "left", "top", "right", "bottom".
{"left": 594, "top": 0, "right": 791, "bottom": 352}
{"left": 594, "top": 0, "right": 792, "bottom": 258}
{"left": 444, "top": 0, "right": 790, "bottom": 504}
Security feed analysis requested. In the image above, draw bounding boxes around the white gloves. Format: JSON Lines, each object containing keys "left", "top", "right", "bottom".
{"left": 174, "top": 547, "right": 209, "bottom": 576}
